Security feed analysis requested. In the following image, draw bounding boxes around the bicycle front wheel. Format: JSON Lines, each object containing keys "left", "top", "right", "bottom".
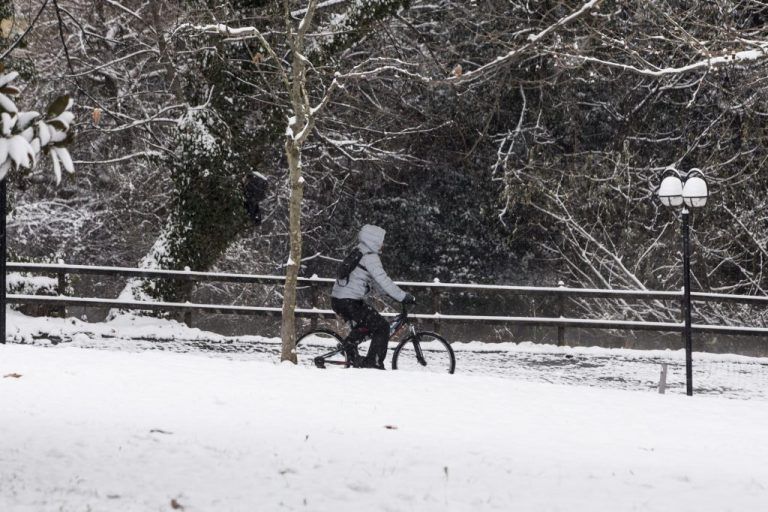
{"left": 392, "top": 331, "right": 455, "bottom": 374}
{"left": 295, "top": 329, "right": 350, "bottom": 368}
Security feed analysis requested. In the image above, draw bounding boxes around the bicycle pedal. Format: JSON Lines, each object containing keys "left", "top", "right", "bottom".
{"left": 313, "top": 357, "right": 326, "bottom": 369}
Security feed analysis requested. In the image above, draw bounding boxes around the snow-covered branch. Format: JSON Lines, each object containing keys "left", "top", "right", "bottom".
{"left": 308, "top": 59, "right": 432, "bottom": 123}
{"left": 290, "top": 0, "right": 347, "bottom": 18}
{"left": 65, "top": 49, "right": 159, "bottom": 78}
{"left": 177, "top": 22, "right": 291, "bottom": 92}
{"left": 451, "top": 0, "right": 603, "bottom": 83}
{"left": 73, "top": 151, "right": 162, "bottom": 165}
{"left": 561, "top": 44, "right": 768, "bottom": 77}
{"left": 103, "top": 0, "right": 143, "bottom": 21}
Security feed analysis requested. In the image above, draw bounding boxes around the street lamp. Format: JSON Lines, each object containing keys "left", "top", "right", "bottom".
{"left": 656, "top": 167, "right": 709, "bottom": 396}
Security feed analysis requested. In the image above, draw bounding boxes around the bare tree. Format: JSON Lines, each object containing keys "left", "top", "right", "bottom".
{"left": 442, "top": 0, "right": 768, "bottom": 325}
{"left": 183, "top": 0, "right": 417, "bottom": 361}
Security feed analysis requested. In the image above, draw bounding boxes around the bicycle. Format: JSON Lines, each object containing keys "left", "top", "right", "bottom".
{"left": 296, "top": 304, "right": 456, "bottom": 374}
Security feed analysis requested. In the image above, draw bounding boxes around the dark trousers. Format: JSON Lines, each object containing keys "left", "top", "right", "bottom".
{"left": 331, "top": 298, "right": 390, "bottom": 364}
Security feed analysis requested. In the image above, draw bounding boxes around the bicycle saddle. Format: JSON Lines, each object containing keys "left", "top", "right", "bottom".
{"left": 350, "top": 324, "right": 370, "bottom": 334}
{"left": 347, "top": 321, "right": 370, "bottom": 339}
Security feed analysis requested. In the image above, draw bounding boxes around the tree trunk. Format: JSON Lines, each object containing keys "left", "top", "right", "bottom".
{"left": 280, "top": 141, "right": 304, "bottom": 363}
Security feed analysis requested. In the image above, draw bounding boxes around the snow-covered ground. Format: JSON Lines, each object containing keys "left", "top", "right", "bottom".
{"left": 3, "top": 342, "right": 768, "bottom": 512}
{"left": 6, "top": 309, "right": 768, "bottom": 400}
{"left": 3, "top": 310, "right": 768, "bottom": 511}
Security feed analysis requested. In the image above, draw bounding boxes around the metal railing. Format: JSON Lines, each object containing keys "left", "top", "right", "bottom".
{"left": 5, "top": 262, "right": 768, "bottom": 341}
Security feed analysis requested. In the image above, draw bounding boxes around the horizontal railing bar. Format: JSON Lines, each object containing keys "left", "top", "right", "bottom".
{"left": 6, "top": 294, "right": 336, "bottom": 318}
{"left": 691, "top": 291, "right": 768, "bottom": 305}
{"left": 7, "top": 262, "right": 768, "bottom": 304}
{"left": 8, "top": 295, "right": 768, "bottom": 337}
{"left": 7, "top": 262, "right": 296, "bottom": 285}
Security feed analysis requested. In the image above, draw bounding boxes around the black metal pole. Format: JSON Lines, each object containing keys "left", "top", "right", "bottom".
{"left": 682, "top": 208, "right": 693, "bottom": 396}
{"left": 1, "top": 177, "right": 6, "bottom": 344}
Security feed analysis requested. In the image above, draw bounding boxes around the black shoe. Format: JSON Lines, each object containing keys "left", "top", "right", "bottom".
{"left": 343, "top": 343, "right": 358, "bottom": 366}
{"left": 354, "top": 355, "right": 385, "bottom": 370}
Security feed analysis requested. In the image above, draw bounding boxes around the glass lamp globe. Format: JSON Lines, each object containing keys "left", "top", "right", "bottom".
{"left": 682, "top": 176, "right": 708, "bottom": 208}
{"left": 658, "top": 175, "right": 684, "bottom": 207}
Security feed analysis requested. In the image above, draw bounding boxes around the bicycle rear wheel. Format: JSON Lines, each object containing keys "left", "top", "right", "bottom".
{"left": 295, "top": 329, "right": 350, "bottom": 368}
{"left": 392, "top": 331, "right": 455, "bottom": 374}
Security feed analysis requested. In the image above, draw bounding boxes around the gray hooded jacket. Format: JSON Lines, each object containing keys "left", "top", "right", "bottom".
{"left": 331, "top": 224, "right": 407, "bottom": 302}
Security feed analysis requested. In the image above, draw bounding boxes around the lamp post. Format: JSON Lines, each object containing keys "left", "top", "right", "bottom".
{"left": 657, "top": 167, "right": 709, "bottom": 396}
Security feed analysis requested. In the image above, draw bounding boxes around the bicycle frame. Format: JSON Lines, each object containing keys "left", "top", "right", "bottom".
{"left": 314, "top": 305, "right": 418, "bottom": 368}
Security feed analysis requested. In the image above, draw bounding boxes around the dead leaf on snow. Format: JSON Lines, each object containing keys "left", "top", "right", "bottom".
{"left": 170, "top": 498, "right": 184, "bottom": 510}
{"left": 3, "top": 373, "right": 22, "bottom": 379}
{"left": 384, "top": 425, "right": 398, "bottom": 430}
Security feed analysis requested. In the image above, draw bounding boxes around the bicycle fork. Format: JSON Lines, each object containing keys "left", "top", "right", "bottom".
{"left": 412, "top": 336, "right": 428, "bottom": 367}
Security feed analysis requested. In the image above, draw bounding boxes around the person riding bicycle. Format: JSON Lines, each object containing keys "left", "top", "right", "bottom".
{"left": 331, "top": 224, "right": 416, "bottom": 369}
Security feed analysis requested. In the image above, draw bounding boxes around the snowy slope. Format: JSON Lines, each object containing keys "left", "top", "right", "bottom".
{"left": 2, "top": 344, "right": 768, "bottom": 512}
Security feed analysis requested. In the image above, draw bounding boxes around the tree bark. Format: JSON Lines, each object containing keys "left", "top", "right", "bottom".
{"left": 280, "top": 141, "right": 304, "bottom": 363}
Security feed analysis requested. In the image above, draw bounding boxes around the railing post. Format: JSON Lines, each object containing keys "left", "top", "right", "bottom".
{"left": 182, "top": 266, "right": 193, "bottom": 327}
{"left": 183, "top": 308, "right": 193, "bottom": 327}
{"left": 57, "top": 259, "right": 67, "bottom": 319}
{"left": 557, "top": 280, "right": 565, "bottom": 346}
{"left": 431, "top": 279, "right": 441, "bottom": 332}
{"left": 310, "top": 276, "right": 319, "bottom": 331}
{"left": 658, "top": 363, "right": 668, "bottom": 394}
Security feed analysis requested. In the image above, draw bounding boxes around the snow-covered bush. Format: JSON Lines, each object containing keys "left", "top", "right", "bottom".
{"left": 136, "top": 108, "right": 247, "bottom": 303}
{"left": 7, "top": 272, "right": 57, "bottom": 296}
{"left": 7, "top": 266, "right": 63, "bottom": 317}
{"left": 0, "top": 67, "right": 75, "bottom": 183}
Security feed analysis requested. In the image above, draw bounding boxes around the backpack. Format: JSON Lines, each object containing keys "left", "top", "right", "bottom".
{"left": 336, "top": 248, "right": 370, "bottom": 285}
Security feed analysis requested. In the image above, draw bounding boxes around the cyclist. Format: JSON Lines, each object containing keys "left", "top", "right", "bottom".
{"left": 331, "top": 224, "right": 416, "bottom": 369}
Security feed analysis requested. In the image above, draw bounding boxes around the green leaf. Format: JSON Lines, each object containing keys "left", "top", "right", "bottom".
{"left": 47, "top": 120, "right": 67, "bottom": 131}
{"left": 46, "top": 95, "right": 70, "bottom": 118}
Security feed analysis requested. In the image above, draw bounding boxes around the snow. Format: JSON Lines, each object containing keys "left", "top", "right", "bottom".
{"left": 6, "top": 273, "right": 57, "bottom": 294}
{"left": 2, "top": 339, "right": 768, "bottom": 511}
{"left": 8, "top": 306, "right": 767, "bottom": 400}
{"left": 180, "top": 23, "right": 259, "bottom": 38}
{"left": 290, "top": 0, "right": 348, "bottom": 17}
{"left": 6, "top": 308, "right": 273, "bottom": 346}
